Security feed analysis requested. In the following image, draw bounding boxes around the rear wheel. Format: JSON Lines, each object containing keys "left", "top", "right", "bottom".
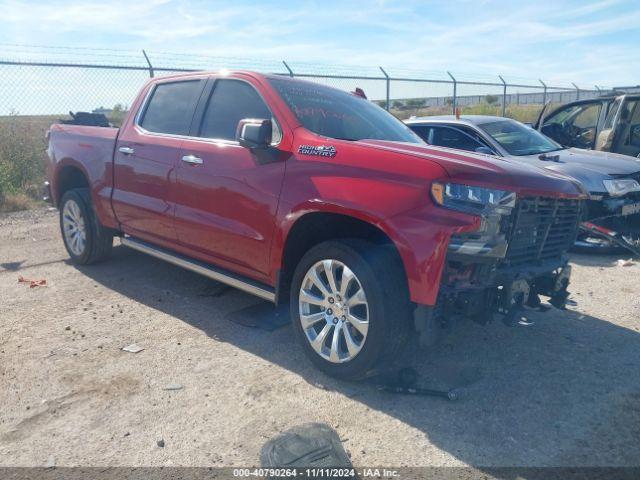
{"left": 59, "top": 188, "right": 113, "bottom": 265}
{"left": 290, "top": 239, "right": 411, "bottom": 380}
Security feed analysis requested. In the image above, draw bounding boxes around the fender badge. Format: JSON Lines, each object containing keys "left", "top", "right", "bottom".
{"left": 298, "top": 145, "right": 337, "bottom": 157}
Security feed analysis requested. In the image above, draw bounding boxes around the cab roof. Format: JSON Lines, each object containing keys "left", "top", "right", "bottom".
{"left": 405, "top": 115, "right": 515, "bottom": 126}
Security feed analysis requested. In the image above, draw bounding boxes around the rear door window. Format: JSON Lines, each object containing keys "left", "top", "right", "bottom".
{"left": 430, "top": 126, "right": 485, "bottom": 152}
{"left": 626, "top": 101, "right": 640, "bottom": 147}
{"left": 139, "top": 80, "right": 204, "bottom": 135}
{"left": 614, "top": 99, "right": 640, "bottom": 156}
{"left": 408, "top": 125, "right": 432, "bottom": 143}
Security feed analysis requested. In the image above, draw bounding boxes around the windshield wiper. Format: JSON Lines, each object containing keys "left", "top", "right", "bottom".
{"left": 514, "top": 147, "right": 566, "bottom": 156}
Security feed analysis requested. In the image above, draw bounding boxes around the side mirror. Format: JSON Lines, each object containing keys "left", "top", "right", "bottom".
{"left": 237, "top": 118, "right": 272, "bottom": 149}
{"left": 475, "top": 146, "right": 495, "bottom": 155}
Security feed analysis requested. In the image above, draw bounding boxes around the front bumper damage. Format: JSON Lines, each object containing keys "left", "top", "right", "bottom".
{"left": 415, "top": 257, "right": 573, "bottom": 346}
{"left": 415, "top": 196, "right": 581, "bottom": 346}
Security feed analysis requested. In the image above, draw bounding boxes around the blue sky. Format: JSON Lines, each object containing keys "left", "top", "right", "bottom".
{"left": 1, "top": 0, "right": 639, "bottom": 86}
{"left": 1, "top": 0, "right": 639, "bottom": 114}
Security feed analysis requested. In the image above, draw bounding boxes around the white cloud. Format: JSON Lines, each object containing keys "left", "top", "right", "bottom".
{"left": 0, "top": 0, "right": 638, "bottom": 86}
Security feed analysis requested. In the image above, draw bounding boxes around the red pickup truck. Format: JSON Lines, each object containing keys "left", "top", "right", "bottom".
{"left": 46, "top": 71, "right": 586, "bottom": 379}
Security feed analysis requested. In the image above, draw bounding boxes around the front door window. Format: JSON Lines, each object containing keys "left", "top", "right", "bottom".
{"left": 542, "top": 102, "right": 601, "bottom": 149}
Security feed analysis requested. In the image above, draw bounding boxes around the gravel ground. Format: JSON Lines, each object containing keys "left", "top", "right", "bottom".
{"left": 1, "top": 207, "right": 639, "bottom": 468}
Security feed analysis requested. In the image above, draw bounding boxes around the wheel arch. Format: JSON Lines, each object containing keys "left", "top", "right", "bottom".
{"left": 54, "top": 160, "right": 90, "bottom": 206}
{"left": 274, "top": 206, "right": 410, "bottom": 305}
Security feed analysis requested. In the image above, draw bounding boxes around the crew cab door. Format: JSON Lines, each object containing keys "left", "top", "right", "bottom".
{"left": 608, "top": 97, "right": 640, "bottom": 158}
{"left": 112, "top": 78, "right": 206, "bottom": 243}
{"left": 594, "top": 96, "right": 625, "bottom": 152}
{"left": 538, "top": 100, "right": 604, "bottom": 149}
{"left": 173, "top": 77, "right": 286, "bottom": 277}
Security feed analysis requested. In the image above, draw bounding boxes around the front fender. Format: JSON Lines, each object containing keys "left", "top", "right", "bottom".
{"left": 272, "top": 199, "right": 480, "bottom": 306}
{"left": 384, "top": 203, "right": 480, "bottom": 305}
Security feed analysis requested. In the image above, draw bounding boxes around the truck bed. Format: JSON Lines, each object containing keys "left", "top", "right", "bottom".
{"left": 47, "top": 123, "right": 120, "bottom": 228}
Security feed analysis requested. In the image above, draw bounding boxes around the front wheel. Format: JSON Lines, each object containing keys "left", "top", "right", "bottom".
{"left": 59, "top": 188, "right": 113, "bottom": 265}
{"left": 290, "top": 239, "right": 411, "bottom": 380}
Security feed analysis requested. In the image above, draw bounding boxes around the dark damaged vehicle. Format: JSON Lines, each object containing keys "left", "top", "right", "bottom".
{"left": 406, "top": 115, "right": 640, "bottom": 254}
{"left": 536, "top": 93, "right": 640, "bottom": 159}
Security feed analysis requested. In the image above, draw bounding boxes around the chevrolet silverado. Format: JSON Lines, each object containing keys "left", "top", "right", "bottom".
{"left": 46, "top": 72, "right": 586, "bottom": 379}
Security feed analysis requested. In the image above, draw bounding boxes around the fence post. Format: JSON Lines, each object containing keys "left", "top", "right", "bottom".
{"left": 142, "top": 50, "right": 154, "bottom": 78}
{"left": 282, "top": 60, "right": 294, "bottom": 77}
{"left": 447, "top": 71, "right": 457, "bottom": 114}
{"left": 379, "top": 67, "right": 390, "bottom": 111}
{"left": 539, "top": 79, "right": 547, "bottom": 106}
{"left": 572, "top": 82, "right": 580, "bottom": 100}
{"left": 498, "top": 75, "right": 507, "bottom": 117}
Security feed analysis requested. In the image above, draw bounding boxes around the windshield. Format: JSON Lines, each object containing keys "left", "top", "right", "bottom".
{"left": 269, "top": 77, "right": 421, "bottom": 143}
{"left": 479, "top": 119, "right": 563, "bottom": 156}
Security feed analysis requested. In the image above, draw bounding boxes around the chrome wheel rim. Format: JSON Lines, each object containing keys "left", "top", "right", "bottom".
{"left": 299, "top": 259, "right": 369, "bottom": 363}
{"left": 62, "top": 199, "right": 86, "bottom": 256}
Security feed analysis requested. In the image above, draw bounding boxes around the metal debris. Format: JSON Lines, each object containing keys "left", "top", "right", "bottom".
{"left": 18, "top": 275, "right": 47, "bottom": 288}
{"left": 617, "top": 258, "right": 636, "bottom": 267}
{"left": 164, "top": 383, "right": 183, "bottom": 391}
{"left": 121, "top": 344, "right": 144, "bottom": 354}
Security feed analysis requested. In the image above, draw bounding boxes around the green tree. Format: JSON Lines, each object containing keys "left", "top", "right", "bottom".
{"left": 405, "top": 98, "right": 426, "bottom": 109}
{"left": 485, "top": 94, "right": 499, "bottom": 105}
{"left": 108, "top": 103, "right": 128, "bottom": 127}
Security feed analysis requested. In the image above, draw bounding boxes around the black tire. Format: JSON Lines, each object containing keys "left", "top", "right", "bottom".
{"left": 290, "top": 239, "right": 412, "bottom": 380}
{"left": 59, "top": 188, "right": 113, "bottom": 265}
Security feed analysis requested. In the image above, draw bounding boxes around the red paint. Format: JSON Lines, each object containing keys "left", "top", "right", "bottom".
{"left": 46, "top": 71, "right": 586, "bottom": 306}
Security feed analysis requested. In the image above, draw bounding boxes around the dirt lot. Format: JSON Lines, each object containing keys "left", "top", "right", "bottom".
{"left": 1, "top": 207, "right": 639, "bottom": 468}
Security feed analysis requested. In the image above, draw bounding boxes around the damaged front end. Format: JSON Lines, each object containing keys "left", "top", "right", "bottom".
{"left": 416, "top": 192, "right": 583, "bottom": 346}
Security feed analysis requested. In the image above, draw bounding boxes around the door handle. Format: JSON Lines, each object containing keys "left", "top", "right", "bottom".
{"left": 118, "top": 146, "right": 135, "bottom": 155}
{"left": 182, "top": 154, "right": 203, "bottom": 165}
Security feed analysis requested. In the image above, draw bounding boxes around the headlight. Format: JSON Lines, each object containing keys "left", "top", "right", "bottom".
{"left": 431, "top": 182, "right": 516, "bottom": 215}
{"left": 603, "top": 178, "right": 640, "bottom": 197}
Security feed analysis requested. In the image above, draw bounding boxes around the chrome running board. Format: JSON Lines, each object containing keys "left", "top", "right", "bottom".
{"left": 121, "top": 236, "right": 276, "bottom": 302}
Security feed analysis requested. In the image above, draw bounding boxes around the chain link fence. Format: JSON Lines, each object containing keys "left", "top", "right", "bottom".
{"left": 0, "top": 45, "right": 612, "bottom": 209}
{"left": 0, "top": 46, "right": 611, "bottom": 118}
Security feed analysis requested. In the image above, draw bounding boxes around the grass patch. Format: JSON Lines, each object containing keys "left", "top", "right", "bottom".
{"left": 0, "top": 114, "right": 56, "bottom": 212}
{"left": 0, "top": 192, "right": 43, "bottom": 213}
{"left": 392, "top": 103, "right": 550, "bottom": 124}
